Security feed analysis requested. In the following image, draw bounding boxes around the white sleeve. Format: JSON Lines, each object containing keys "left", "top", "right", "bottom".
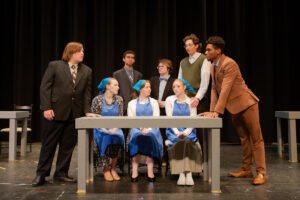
{"left": 165, "top": 96, "right": 173, "bottom": 117}
{"left": 178, "top": 63, "right": 183, "bottom": 79}
{"left": 195, "top": 59, "right": 211, "bottom": 100}
{"left": 165, "top": 96, "right": 180, "bottom": 134}
{"left": 151, "top": 98, "right": 160, "bottom": 116}
{"left": 127, "top": 100, "right": 136, "bottom": 116}
{"left": 183, "top": 102, "right": 197, "bottom": 135}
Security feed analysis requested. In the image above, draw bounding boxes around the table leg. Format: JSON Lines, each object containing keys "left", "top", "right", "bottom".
{"left": 77, "top": 129, "right": 88, "bottom": 194}
{"left": 20, "top": 118, "right": 28, "bottom": 157}
{"left": 202, "top": 128, "right": 209, "bottom": 181}
{"left": 210, "top": 128, "right": 221, "bottom": 193}
{"left": 276, "top": 118, "right": 283, "bottom": 157}
{"left": 89, "top": 132, "right": 94, "bottom": 183}
{"left": 288, "top": 119, "right": 298, "bottom": 162}
{"left": 9, "top": 119, "right": 17, "bottom": 161}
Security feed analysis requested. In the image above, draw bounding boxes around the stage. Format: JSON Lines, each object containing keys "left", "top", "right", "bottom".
{"left": 0, "top": 143, "right": 299, "bottom": 200}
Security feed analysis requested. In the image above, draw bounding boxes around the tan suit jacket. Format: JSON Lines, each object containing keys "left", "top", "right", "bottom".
{"left": 210, "top": 54, "right": 259, "bottom": 114}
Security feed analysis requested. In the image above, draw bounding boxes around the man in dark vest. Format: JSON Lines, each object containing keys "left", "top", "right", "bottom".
{"left": 178, "top": 34, "right": 211, "bottom": 113}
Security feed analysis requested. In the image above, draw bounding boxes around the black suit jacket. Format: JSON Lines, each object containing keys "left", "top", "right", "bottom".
{"left": 150, "top": 76, "right": 175, "bottom": 115}
{"left": 113, "top": 67, "right": 143, "bottom": 112}
{"left": 40, "top": 60, "right": 92, "bottom": 121}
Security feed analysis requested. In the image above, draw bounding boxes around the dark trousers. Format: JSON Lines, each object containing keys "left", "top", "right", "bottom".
{"left": 36, "top": 113, "right": 77, "bottom": 177}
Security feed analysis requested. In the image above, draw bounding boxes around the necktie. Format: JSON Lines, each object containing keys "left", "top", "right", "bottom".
{"left": 159, "top": 77, "right": 168, "bottom": 81}
{"left": 71, "top": 65, "right": 77, "bottom": 85}
{"left": 127, "top": 70, "right": 134, "bottom": 85}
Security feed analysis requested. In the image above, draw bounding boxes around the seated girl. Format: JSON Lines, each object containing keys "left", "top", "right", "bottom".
{"left": 91, "top": 77, "right": 125, "bottom": 182}
{"left": 165, "top": 79, "right": 203, "bottom": 186}
{"left": 127, "top": 80, "right": 163, "bottom": 182}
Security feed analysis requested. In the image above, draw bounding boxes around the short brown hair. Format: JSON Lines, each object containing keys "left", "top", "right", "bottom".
{"left": 123, "top": 50, "right": 136, "bottom": 58}
{"left": 206, "top": 36, "right": 225, "bottom": 53}
{"left": 62, "top": 42, "right": 83, "bottom": 61}
{"left": 158, "top": 58, "right": 173, "bottom": 73}
{"left": 183, "top": 33, "right": 202, "bottom": 50}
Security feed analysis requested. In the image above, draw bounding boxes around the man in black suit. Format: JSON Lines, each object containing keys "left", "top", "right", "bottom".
{"left": 150, "top": 58, "right": 175, "bottom": 115}
{"left": 113, "top": 50, "right": 143, "bottom": 115}
{"left": 32, "top": 42, "right": 92, "bottom": 187}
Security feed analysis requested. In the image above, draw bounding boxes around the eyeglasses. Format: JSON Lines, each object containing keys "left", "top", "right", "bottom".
{"left": 157, "top": 65, "right": 166, "bottom": 69}
{"left": 184, "top": 43, "right": 195, "bottom": 48}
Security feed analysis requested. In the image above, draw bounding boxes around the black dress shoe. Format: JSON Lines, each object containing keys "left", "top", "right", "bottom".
{"left": 131, "top": 176, "right": 139, "bottom": 182}
{"left": 53, "top": 176, "right": 77, "bottom": 183}
{"left": 147, "top": 176, "right": 156, "bottom": 182}
{"left": 32, "top": 175, "right": 45, "bottom": 187}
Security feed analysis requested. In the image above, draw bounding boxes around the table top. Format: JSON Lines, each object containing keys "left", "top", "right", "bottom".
{"left": 76, "top": 116, "right": 222, "bottom": 129}
{"left": 0, "top": 111, "right": 29, "bottom": 119}
{"left": 275, "top": 111, "right": 300, "bottom": 119}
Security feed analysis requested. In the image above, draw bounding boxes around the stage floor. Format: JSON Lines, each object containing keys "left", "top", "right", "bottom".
{"left": 0, "top": 143, "right": 299, "bottom": 200}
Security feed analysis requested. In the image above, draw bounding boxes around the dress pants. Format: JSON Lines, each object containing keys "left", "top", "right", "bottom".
{"left": 231, "top": 103, "right": 266, "bottom": 175}
{"left": 36, "top": 113, "right": 77, "bottom": 177}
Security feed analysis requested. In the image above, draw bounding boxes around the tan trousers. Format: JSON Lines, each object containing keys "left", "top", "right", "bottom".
{"left": 231, "top": 103, "right": 266, "bottom": 175}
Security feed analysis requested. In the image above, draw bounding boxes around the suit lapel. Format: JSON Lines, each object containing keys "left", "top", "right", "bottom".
{"left": 151, "top": 77, "right": 159, "bottom": 99}
{"left": 162, "top": 77, "right": 173, "bottom": 100}
{"left": 133, "top": 69, "right": 140, "bottom": 84}
{"left": 62, "top": 62, "right": 74, "bottom": 84}
{"left": 121, "top": 68, "right": 132, "bottom": 85}
{"left": 74, "top": 64, "right": 84, "bottom": 88}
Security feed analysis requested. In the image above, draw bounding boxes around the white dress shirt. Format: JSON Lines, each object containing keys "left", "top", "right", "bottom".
{"left": 158, "top": 75, "right": 170, "bottom": 101}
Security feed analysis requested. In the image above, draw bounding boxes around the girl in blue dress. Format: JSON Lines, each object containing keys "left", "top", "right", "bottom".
{"left": 165, "top": 79, "right": 203, "bottom": 186}
{"left": 91, "top": 77, "right": 125, "bottom": 182}
{"left": 127, "top": 80, "right": 163, "bottom": 182}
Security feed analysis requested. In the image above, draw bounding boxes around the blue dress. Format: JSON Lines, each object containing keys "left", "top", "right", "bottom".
{"left": 128, "top": 98, "right": 163, "bottom": 160}
{"left": 166, "top": 100, "right": 197, "bottom": 145}
{"left": 93, "top": 97, "right": 125, "bottom": 157}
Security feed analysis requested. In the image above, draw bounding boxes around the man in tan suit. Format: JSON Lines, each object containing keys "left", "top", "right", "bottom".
{"left": 200, "top": 36, "right": 267, "bottom": 185}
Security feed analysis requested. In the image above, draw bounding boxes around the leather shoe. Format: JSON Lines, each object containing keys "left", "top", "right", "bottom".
{"left": 131, "top": 176, "right": 139, "bottom": 182}
{"left": 32, "top": 175, "right": 45, "bottom": 187}
{"left": 228, "top": 169, "right": 253, "bottom": 178}
{"left": 53, "top": 176, "right": 76, "bottom": 183}
{"left": 147, "top": 176, "right": 156, "bottom": 182}
{"left": 252, "top": 173, "right": 267, "bottom": 185}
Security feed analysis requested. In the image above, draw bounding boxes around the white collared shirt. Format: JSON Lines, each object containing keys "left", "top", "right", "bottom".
{"left": 158, "top": 75, "right": 170, "bottom": 100}
{"left": 68, "top": 63, "right": 78, "bottom": 74}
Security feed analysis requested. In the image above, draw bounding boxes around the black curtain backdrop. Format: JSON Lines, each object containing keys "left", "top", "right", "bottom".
{"left": 0, "top": 0, "right": 299, "bottom": 143}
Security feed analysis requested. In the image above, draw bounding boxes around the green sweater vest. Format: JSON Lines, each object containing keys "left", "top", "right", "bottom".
{"left": 180, "top": 54, "right": 206, "bottom": 93}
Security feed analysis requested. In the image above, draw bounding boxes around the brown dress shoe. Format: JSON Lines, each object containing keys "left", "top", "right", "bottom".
{"left": 228, "top": 169, "right": 253, "bottom": 178}
{"left": 252, "top": 173, "right": 267, "bottom": 185}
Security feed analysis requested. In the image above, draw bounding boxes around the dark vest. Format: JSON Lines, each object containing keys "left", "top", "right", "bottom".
{"left": 180, "top": 54, "right": 206, "bottom": 96}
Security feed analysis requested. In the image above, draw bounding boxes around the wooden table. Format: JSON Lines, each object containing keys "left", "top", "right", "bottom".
{"left": 0, "top": 111, "right": 29, "bottom": 161}
{"left": 75, "top": 116, "right": 222, "bottom": 194}
{"left": 275, "top": 111, "right": 300, "bottom": 162}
